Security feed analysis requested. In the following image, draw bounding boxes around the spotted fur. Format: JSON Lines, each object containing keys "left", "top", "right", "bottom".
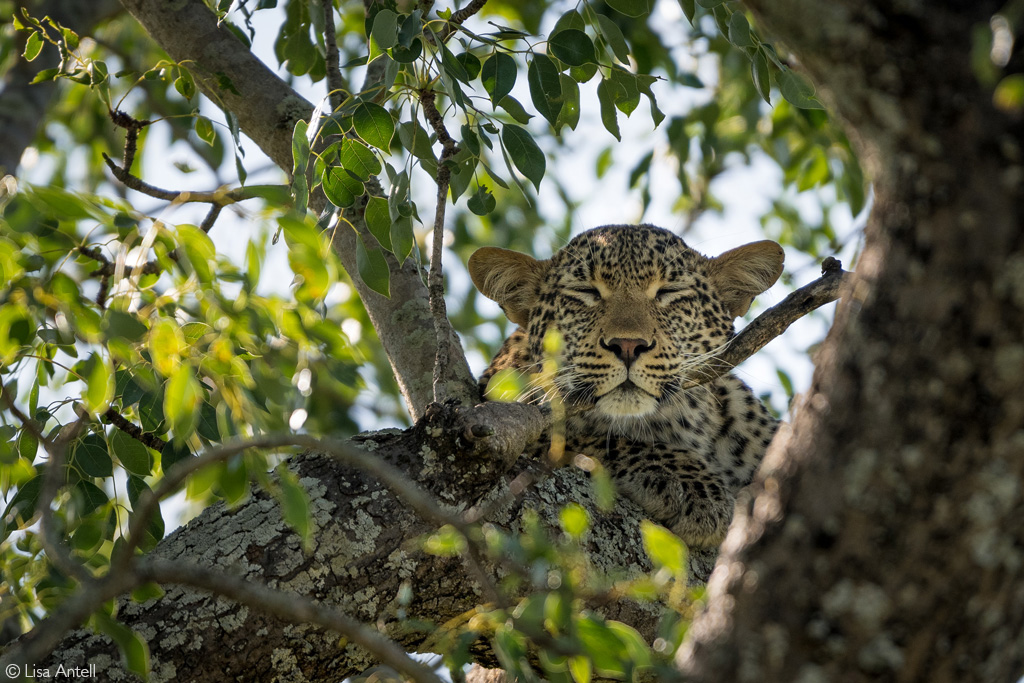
{"left": 470, "top": 224, "right": 784, "bottom": 550}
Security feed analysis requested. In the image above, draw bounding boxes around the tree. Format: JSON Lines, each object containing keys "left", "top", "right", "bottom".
{"left": 0, "top": 0, "right": 1020, "bottom": 682}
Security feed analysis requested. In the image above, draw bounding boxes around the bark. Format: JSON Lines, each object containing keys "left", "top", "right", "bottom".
{"left": 115, "top": 0, "right": 476, "bottom": 419}
{"left": 31, "top": 404, "right": 662, "bottom": 682}
{"left": 678, "top": 2, "right": 1024, "bottom": 682}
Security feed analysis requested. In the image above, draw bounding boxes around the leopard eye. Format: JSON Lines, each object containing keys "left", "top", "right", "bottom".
{"left": 655, "top": 286, "right": 691, "bottom": 303}
{"left": 566, "top": 286, "right": 601, "bottom": 302}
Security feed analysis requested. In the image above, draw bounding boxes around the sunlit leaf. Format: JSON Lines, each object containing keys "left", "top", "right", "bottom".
{"left": 352, "top": 102, "right": 395, "bottom": 150}
{"left": 640, "top": 520, "right": 687, "bottom": 575}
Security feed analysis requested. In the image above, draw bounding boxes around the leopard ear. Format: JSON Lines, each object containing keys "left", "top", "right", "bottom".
{"left": 707, "top": 240, "right": 785, "bottom": 317}
{"left": 468, "top": 247, "right": 550, "bottom": 326}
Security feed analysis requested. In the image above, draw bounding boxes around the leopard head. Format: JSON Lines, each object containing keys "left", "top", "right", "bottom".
{"left": 469, "top": 224, "right": 783, "bottom": 422}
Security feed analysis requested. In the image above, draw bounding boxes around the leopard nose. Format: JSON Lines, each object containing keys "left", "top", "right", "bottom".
{"left": 600, "top": 337, "right": 654, "bottom": 368}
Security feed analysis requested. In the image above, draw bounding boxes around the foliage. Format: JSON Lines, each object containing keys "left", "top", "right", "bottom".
{"left": 0, "top": 0, "right": 866, "bottom": 677}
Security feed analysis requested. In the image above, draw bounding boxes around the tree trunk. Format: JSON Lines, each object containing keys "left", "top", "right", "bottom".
{"left": 678, "top": 2, "right": 1024, "bottom": 681}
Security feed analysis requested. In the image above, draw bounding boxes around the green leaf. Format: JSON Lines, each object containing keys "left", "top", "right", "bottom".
{"left": 30, "top": 67, "right": 59, "bottom": 84}
{"left": 440, "top": 42, "right": 471, "bottom": 83}
{"left": 131, "top": 583, "right": 165, "bottom": 604}
{"left": 73, "top": 433, "right": 113, "bottom": 478}
{"left": 569, "top": 656, "right": 592, "bottom": 683}
{"left": 174, "top": 72, "right": 196, "bottom": 99}
{"left": 91, "top": 610, "right": 150, "bottom": 679}
{"left": 164, "top": 365, "right": 201, "bottom": 439}
{"left": 391, "top": 216, "right": 415, "bottom": 263}
{"left": 291, "top": 119, "right": 310, "bottom": 212}
{"left": 497, "top": 95, "right": 534, "bottom": 124}
{"left": 370, "top": 9, "right": 399, "bottom": 49}
{"left": 557, "top": 74, "right": 581, "bottom": 131}
{"left": 17, "top": 429, "right": 38, "bottom": 462}
{"left": 23, "top": 32, "right": 44, "bottom": 62}
{"left": 640, "top": 520, "right": 687, "bottom": 575}
{"left": 695, "top": 0, "right": 725, "bottom": 7}
{"left": 352, "top": 102, "right": 395, "bottom": 150}
{"left": 196, "top": 402, "right": 221, "bottom": 441}
{"left": 553, "top": 10, "right": 586, "bottom": 34}
{"left": 338, "top": 138, "right": 382, "bottom": 180}
{"left": 322, "top": 165, "right": 363, "bottom": 208}
{"left": 778, "top": 68, "right": 824, "bottom": 109}
{"left": 501, "top": 124, "right": 546, "bottom": 191}
{"left": 728, "top": 12, "right": 753, "bottom": 48}
{"left": 3, "top": 475, "right": 42, "bottom": 525}
{"left": 276, "top": 467, "right": 312, "bottom": 548}
{"left": 559, "top": 503, "right": 589, "bottom": 538}
{"left": 110, "top": 429, "right": 152, "bottom": 477}
{"left": 467, "top": 185, "right": 497, "bottom": 216}
{"left": 82, "top": 353, "right": 114, "bottom": 413}
{"left": 398, "top": 9, "right": 422, "bottom": 47}
{"left": 679, "top": 0, "right": 696, "bottom": 22}
{"left": 391, "top": 37, "right": 422, "bottom": 63}
{"left": 73, "top": 480, "right": 109, "bottom": 517}
{"left": 148, "top": 320, "right": 184, "bottom": 377}
{"left": 178, "top": 223, "right": 217, "bottom": 284}
{"left": 596, "top": 78, "right": 621, "bottom": 140}
{"left": 104, "top": 310, "right": 148, "bottom": 342}
{"left": 356, "top": 235, "right": 391, "bottom": 297}
{"left": 637, "top": 74, "right": 665, "bottom": 126}
{"left": 424, "top": 524, "right": 466, "bottom": 556}
{"left": 596, "top": 15, "right": 630, "bottom": 65}
{"left": 364, "top": 195, "right": 393, "bottom": 251}
{"left": 606, "top": 0, "right": 655, "bottom": 18}
{"left": 455, "top": 51, "right": 482, "bottom": 80}
{"left": 994, "top": 74, "right": 1024, "bottom": 114}
{"left": 195, "top": 115, "right": 216, "bottom": 146}
{"left": 609, "top": 68, "right": 641, "bottom": 115}
{"left": 549, "top": 29, "right": 596, "bottom": 67}
{"left": 528, "top": 54, "right": 563, "bottom": 128}
{"left": 481, "top": 52, "right": 517, "bottom": 106}
{"left": 751, "top": 49, "right": 771, "bottom": 104}
{"left": 162, "top": 440, "right": 192, "bottom": 471}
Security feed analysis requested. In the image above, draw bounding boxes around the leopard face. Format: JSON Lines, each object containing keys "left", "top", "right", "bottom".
{"left": 470, "top": 224, "right": 784, "bottom": 558}
{"left": 470, "top": 224, "right": 784, "bottom": 430}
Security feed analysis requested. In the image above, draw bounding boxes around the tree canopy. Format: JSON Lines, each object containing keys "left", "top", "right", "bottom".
{"left": 2, "top": 0, "right": 1022, "bottom": 680}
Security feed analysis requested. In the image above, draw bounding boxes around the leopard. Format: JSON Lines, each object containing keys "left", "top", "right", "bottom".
{"left": 468, "top": 224, "right": 784, "bottom": 572}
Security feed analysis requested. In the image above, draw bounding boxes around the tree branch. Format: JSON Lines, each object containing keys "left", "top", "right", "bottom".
{"left": 117, "top": 0, "right": 479, "bottom": 420}
{"left": 683, "top": 257, "right": 849, "bottom": 389}
{"left": 137, "top": 558, "right": 448, "bottom": 683}
{"left": 419, "top": 88, "right": 460, "bottom": 404}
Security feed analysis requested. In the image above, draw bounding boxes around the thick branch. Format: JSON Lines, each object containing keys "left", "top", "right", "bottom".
{"left": 31, "top": 404, "right": 656, "bottom": 682}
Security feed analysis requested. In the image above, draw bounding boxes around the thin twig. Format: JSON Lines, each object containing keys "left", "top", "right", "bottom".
{"left": 322, "top": 1, "right": 348, "bottom": 112}
{"left": 138, "top": 558, "right": 448, "bottom": 683}
{"left": 103, "top": 408, "right": 168, "bottom": 452}
{"left": 682, "top": 258, "right": 849, "bottom": 389}
{"left": 109, "top": 109, "right": 150, "bottom": 171}
{"left": 198, "top": 202, "right": 223, "bottom": 233}
{"left": 101, "top": 153, "right": 247, "bottom": 206}
{"left": 419, "top": 89, "right": 460, "bottom": 404}
{"left": 442, "top": 0, "right": 488, "bottom": 40}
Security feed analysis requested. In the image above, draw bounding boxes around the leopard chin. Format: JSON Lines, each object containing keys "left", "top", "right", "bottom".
{"left": 595, "top": 381, "right": 659, "bottom": 418}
